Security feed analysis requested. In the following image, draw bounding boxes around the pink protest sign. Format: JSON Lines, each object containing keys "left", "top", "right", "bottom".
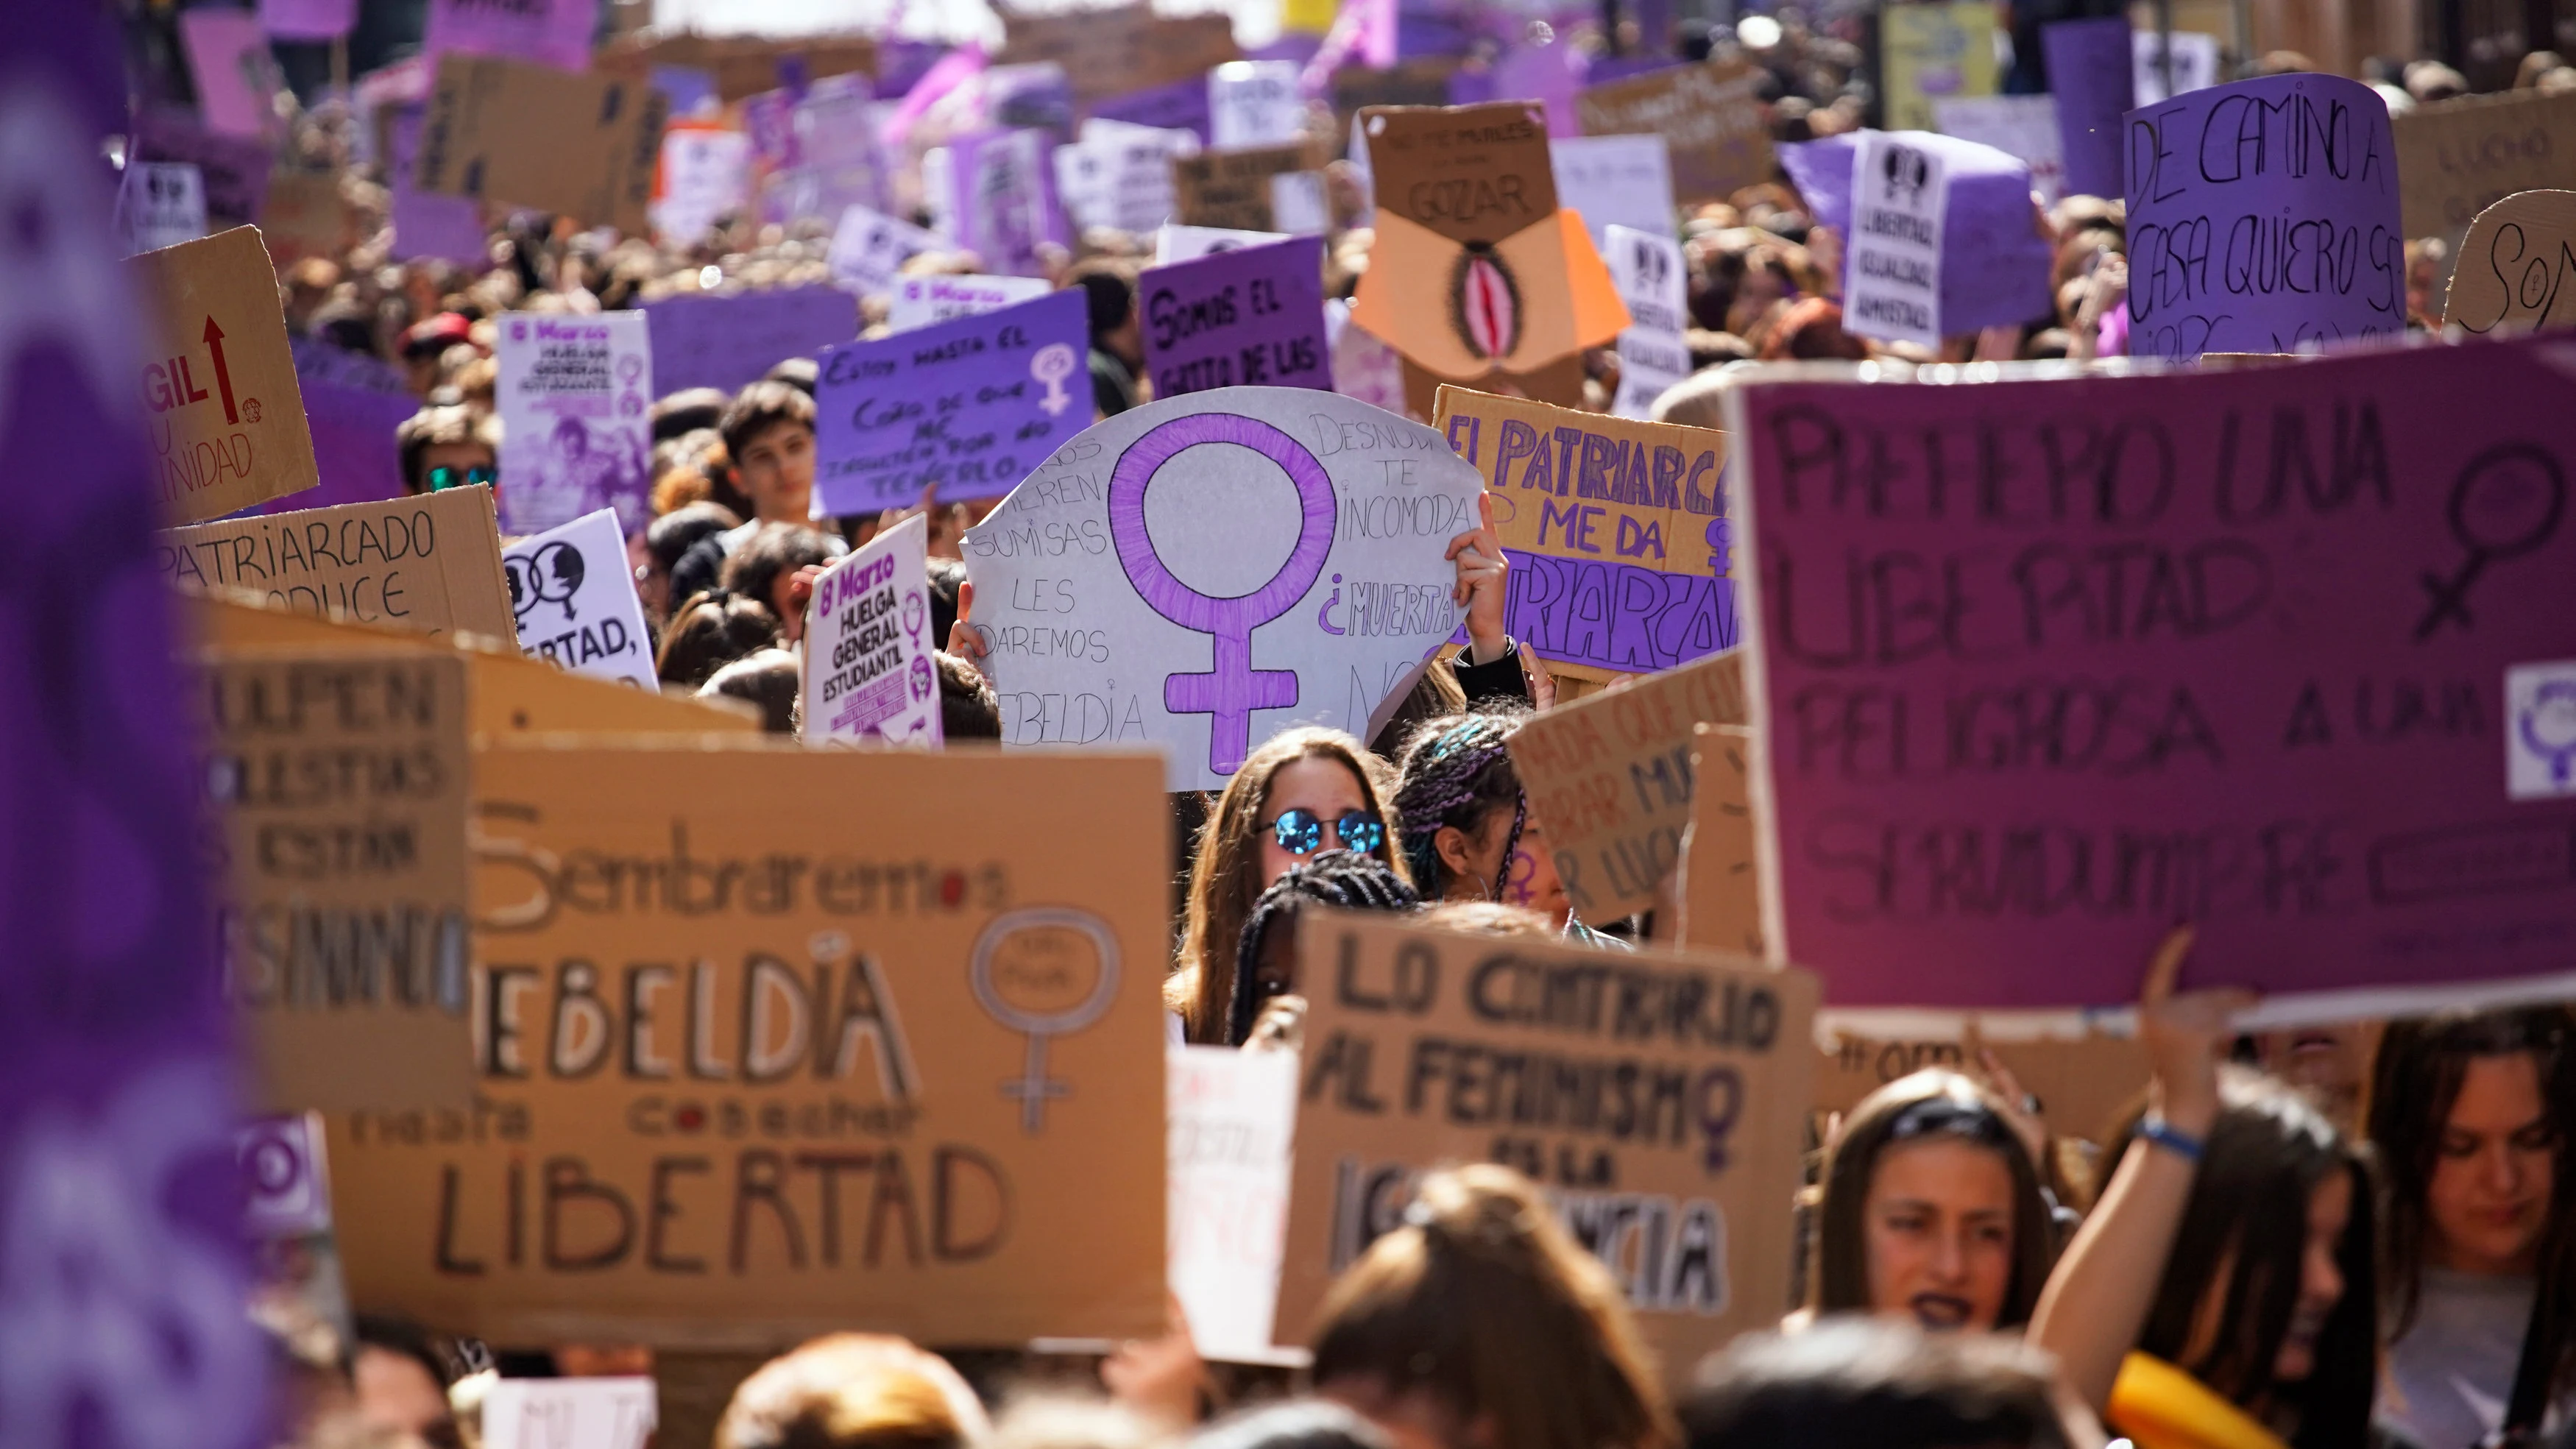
{"left": 181, "top": 7, "right": 282, "bottom": 138}
{"left": 424, "top": 0, "right": 598, "bottom": 72}
{"left": 1732, "top": 338, "right": 2576, "bottom": 1019}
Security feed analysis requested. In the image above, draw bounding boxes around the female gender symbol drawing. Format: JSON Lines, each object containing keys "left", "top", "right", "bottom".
{"left": 1107, "top": 412, "right": 1339, "bottom": 776}
{"left": 970, "top": 907, "right": 1122, "bottom": 1134}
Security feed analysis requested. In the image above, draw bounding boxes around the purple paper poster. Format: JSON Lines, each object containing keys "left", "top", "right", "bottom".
{"left": 935, "top": 128, "right": 1069, "bottom": 277}
{"left": 270, "top": 341, "right": 417, "bottom": 514}
{"left": 386, "top": 105, "right": 485, "bottom": 265}
{"left": 423, "top": 0, "right": 599, "bottom": 72}
{"left": 130, "top": 108, "right": 274, "bottom": 228}
{"left": 1091, "top": 77, "right": 1216, "bottom": 144}
{"left": 180, "top": 7, "right": 281, "bottom": 139}
{"left": 2042, "top": 18, "right": 2132, "bottom": 203}
{"left": 0, "top": 7, "right": 262, "bottom": 1442}
{"left": 1777, "top": 132, "right": 2054, "bottom": 333}
{"left": 495, "top": 311, "right": 653, "bottom": 535}
{"left": 2123, "top": 73, "right": 2403, "bottom": 359}
{"left": 643, "top": 286, "right": 857, "bottom": 396}
{"left": 813, "top": 288, "right": 1090, "bottom": 513}
{"left": 260, "top": 0, "right": 357, "bottom": 41}
{"left": 1139, "top": 235, "right": 1333, "bottom": 399}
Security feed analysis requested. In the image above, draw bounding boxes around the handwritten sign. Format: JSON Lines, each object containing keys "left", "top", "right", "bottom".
{"left": 1680, "top": 723, "right": 1764, "bottom": 956}
{"left": 1933, "top": 94, "right": 2066, "bottom": 206}
{"left": 2392, "top": 89, "right": 2576, "bottom": 241}
{"left": 130, "top": 227, "right": 319, "bottom": 525}
{"left": 1435, "top": 387, "right": 1735, "bottom": 682}
{"left": 2042, "top": 18, "right": 2131, "bottom": 202}
{"left": 1172, "top": 142, "right": 1328, "bottom": 233}
{"left": 502, "top": 509, "right": 657, "bottom": 690}
{"left": 201, "top": 650, "right": 475, "bottom": 1112}
{"left": 325, "top": 742, "right": 1170, "bottom": 1347}
{"left": 804, "top": 514, "right": 943, "bottom": 747}
{"left": 1551, "top": 135, "right": 1678, "bottom": 253}
{"left": 1507, "top": 653, "right": 1747, "bottom": 921}
{"left": 482, "top": 1379, "right": 656, "bottom": 1449}
{"left": 1169, "top": 1046, "right": 1299, "bottom": 1364}
{"left": 1210, "top": 60, "right": 1306, "bottom": 148}
{"left": 961, "top": 387, "right": 1486, "bottom": 793}
{"left": 1844, "top": 131, "right": 1950, "bottom": 347}
{"left": 161, "top": 487, "right": 517, "bottom": 642}
{"left": 1729, "top": 335, "right": 2576, "bottom": 1015}
{"left": 2443, "top": 190, "right": 2576, "bottom": 333}
{"left": 642, "top": 286, "right": 854, "bottom": 397}
{"left": 1277, "top": 912, "right": 1819, "bottom": 1381}
{"left": 1811, "top": 1032, "right": 2149, "bottom": 1143}
{"left": 999, "top": 8, "right": 1239, "bottom": 107}
{"left": 2124, "top": 73, "right": 2402, "bottom": 360}
{"left": 424, "top": 0, "right": 598, "bottom": 71}
{"left": 1577, "top": 60, "right": 1772, "bottom": 207}
{"left": 1139, "top": 235, "right": 1332, "bottom": 400}
{"left": 415, "top": 54, "right": 665, "bottom": 235}
{"left": 828, "top": 204, "right": 941, "bottom": 297}
{"left": 119, "top": 163, "right": 207, "bottom": 255}
{"left": 496, "top": 311, "right": 653, "bottom": 536}
{"left": 815, "top": 288, "right": 1089, "bottom": 513}
{"left": 1880, "top": 1, "right": 1998, "bottom": 133}
{"left": 888, "top": 274, "right": 1051, "bottom": 332}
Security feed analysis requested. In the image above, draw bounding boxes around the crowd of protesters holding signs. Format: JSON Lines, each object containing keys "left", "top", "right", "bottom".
{"left": 13, "top": 1, "right": 2576, "bottom": 1449}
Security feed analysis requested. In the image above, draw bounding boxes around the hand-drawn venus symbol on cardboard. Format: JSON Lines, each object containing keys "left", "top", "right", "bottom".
{"left": 1108, "top": 413, "right": 1337, "bottom": 775}
{"left": 972, "top": 907, "right": 1122, "bottom": 1133}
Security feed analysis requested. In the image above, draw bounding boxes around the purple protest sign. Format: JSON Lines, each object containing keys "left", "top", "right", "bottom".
{"left": 1139, "top": 235, "right": 1332, "bottom": 399}
{"left": 0, "top": 4, "right": 263, "bottom": 1436}
{"left": 1779, "top": 131, "right": 2055, "bottom": 333}
{"left": 643, "top": 286, "right": 857, "bottom": 396}
{"left": 260, "top": 0, "right": 355, "bottom": 40}
{"left": 423, "top": 0, "right": 598, "bottom": 72}
{"left": 180, "top": 8, "right": 280, "bottom": 138}
{"left": 2124, "top": 73, "right": 2403, "bottom": 359}
{"left": 1091, "top": 77, "right": 1216, "bottom": 144}
{"left": 2042, "top": 18, "right": 2131, "bottom": 202}
{"left": 1490, "top": 41, "right": 1587, "bottom": 137}
{"left": 130, "top": 107, "right": 273, "bottom": 229}
{"left": 935, "top": 128, "right": 1069, "bottom": 277}
{"left": 266, "top": 340, "right": 417, "bottom": 514}
{"left": 1733, "top": 336, "right": 2576, "bottom": 1017}
{"left": 813, "top": 288, "right": 1090, "bottom": 513}
{"left": 385, "top": 104, "right": 485, "bottom": 265}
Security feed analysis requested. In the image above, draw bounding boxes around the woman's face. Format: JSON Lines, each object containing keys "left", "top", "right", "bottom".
{"left": 1861, "top": 1137, "right": 2017, "bottom": 1331}
{"left": 1256, "top": 756, "right": 1373, "bottom": 887}
{"left": 2271, "top": 1168, "right": 2354, "bottom": 1383}
{"left": 1498, "top": 818, "right": 1571, "bottom": 925}
{"left": 2425, "top": 1052, "right": 2557, "bottom": 1276}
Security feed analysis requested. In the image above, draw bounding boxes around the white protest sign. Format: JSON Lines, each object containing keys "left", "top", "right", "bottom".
{"left": 1932, "top": 94, "right": 2065, "bottom": 205}
{"left": 2133, "top": 30, "right": 2221, "bottom": 105}
{"left": 495, "top": 311, "right": 654, "bottom": 536}
{"left": 1058, "top": 121, "right": 1199, "bottom": 235}
{"left": 803, "top": 514, "right": 944, "bottom": 748}
{"left": 961, "top": 387, "right": 1485, "bottom": 793}
{"left": 1843, "top": 130, "right": 1950, "bottom": 348}
{"left": 1269, "top": 171, "right": 1331, "bottom": 235}
{"left": 1156, "top": 223, "right": 1288, "bottom": 264}
{"left": 889, "top": 272, "right": 1054, "bottom": 330}
{"left": 828, "top": 203, "right": 941, "bottom": 297}
{"left": 238, "top": 1113, "right": 332, "bottom": 1237}
{"left": 651, "top": 128, "right": 753, "bottom": 244}
{"left": 1604, "top": 223, "right": 1692, "bottom": 419}
{"left": 1551, "top": 135, "right": 1679, "bottom": 252}
{"left": 1210, "top": 60, "right": 1306, "bottom": 149}
{"left": 1169, "top": 1046, "right": 1300, "bottom": 1365}
{"left": 481, "top": 1378, "right": 657, "bottom": 1449}
{"left": 118, "top": 162, "right": 208, "bottom": 255}
{"left": 501, "top": 509, "right": 657, "bottom": 690}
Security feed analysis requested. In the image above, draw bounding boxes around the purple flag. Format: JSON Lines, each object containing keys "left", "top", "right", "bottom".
{"left": 0, "top": 9, "right": 263, "bottom": 1445}
{"left": 1139, "top": 235, "right": 1333, "bottom": 398}
{"left": 1778, "top": 131, "right": 2055, "bottom": 333}
{"left": 643, "top": 286, "right": 858, "bottom": 396}
{"left": 423, "top": 0, "right": 598, "bottom": 72}
{"left": 259, "top": 0, "right": 356, "bottom": 41}
{"left": 2042, "top": 18, "right": 2131, "bottom": 202}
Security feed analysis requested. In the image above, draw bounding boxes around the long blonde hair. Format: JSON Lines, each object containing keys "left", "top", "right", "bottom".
{"left": 1167, "top": 726, "right": 1402, "bottom": 1042}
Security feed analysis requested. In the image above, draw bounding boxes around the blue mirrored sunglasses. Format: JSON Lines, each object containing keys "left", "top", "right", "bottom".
{"left": 1263, "top": 807, "right": 1386, "bottom": 858}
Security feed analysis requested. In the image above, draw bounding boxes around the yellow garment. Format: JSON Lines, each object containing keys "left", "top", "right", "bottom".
{"left": 1351, "top": 207, "right": 1630, "bottom": 380}
{"left": 2107, "top": 1353, "right": 2290, "bottom": 1449}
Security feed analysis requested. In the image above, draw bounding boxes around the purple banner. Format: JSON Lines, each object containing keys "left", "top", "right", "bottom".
{"left": 272, "top": 341, "right": 416, "bottom": 514}
{"left": 2042, "top": 18, "right": 2131, "bottom": 202}
{"left": 1090, "top": 77, "right": 1215, "bottom": 144}
{"left": 423, "top": 0, "right": 598, "bottom": 71}
{"left": 1778, "top": 131, "right": 2056, "bottom": 333}
{"left": 1139, "top": 235, "right": 1332, "bottom": 398}
{"left": 813, "top": 288, "right": 1090, "bottom": 512}
{"left": 642, "top": 286, "right": 857, "bottom": 396}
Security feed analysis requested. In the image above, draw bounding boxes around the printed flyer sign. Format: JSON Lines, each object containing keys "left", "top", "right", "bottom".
{"left": 1843, "top": 130, "right": 1950, "bottom": 348}
{"left": 118, "top": 162, "right": 208, "bottom": 255}
{"left": 1605, "top": 224, "right": 1691, "bottom": 419}
{"left": 501, "top": 509, "right": 658, "bottom": 690}
{"left": 802, "top": 514, "right": 944, "bottom": 748}
{"left": 495, "top": 311, "right": 652, "bottom": 535}
{"left": 888, "top": 274, "right": 1052, "bottom": 332}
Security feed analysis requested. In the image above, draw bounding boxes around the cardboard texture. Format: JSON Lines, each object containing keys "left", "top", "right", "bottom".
{"left": 1434, "top": 388, "right": 1735, "bottom": 682}
{"left": 261, "top": 169, "right": 354, "bottom": 266}
{"left": 202, "top": 649, "right": 478, "bottom": 1113}
{"left": 1811, "top": 1030, "right": 2151, "bottom": 1144}
{"left": 1278, "top": 912, "right": 1819, "bottom": 1381}
{"left": 1726, "top": 336, "right": 2576, "bottom": 1014}
{"left": 2444, "top": 189, "right": 2576, "bottom": 332}
{"left": 1506, "top": 653, "right": 1748, "bottom": 921}
{"left": 415, "top": 54, "right": 666, "bottom": 235}
{"left": 1680, "top": 724, "right": 1765, "bottom": 957}
{"left": 1172, "top": 142, "right": 1327, "bottom": 232}
{"left": 1576, "top": 60, "right": 1772, "bottom": 207}
{"left": 160, "top": 486, "right": 517, "bottom": 642}
{"left": 1880, "top": 2, "right": 1998, "bottom": 133}
{"left": 130, "top": 227, "right": 321, "bottom": 525}
{"left": 1396, "top": 352, "right": 1585, "bottom": 423}
{"left": 326, "top": 743, "right": 1171, "bottom": 1348}
{"left": 999, "top": 9, "right": 1238, "bottom": 107}
{"left": 2393, "top": 89, "right": 2576, "bottom": 241}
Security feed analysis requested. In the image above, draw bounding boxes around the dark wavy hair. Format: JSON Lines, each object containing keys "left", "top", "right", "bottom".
{"left": 1391, "top": 706, "right": 1529, "bottom": 901}
{"left": 1228, "top": 849, "right": 1418, "bottom": 1044}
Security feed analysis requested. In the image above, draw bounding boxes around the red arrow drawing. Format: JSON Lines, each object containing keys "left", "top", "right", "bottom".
{"left": 202, "top": 315, "right": 238, "bottom": 425}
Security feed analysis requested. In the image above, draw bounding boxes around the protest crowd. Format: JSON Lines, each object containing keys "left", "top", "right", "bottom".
{"left": 13, "top": 1, "right": 2576, "bottom": 1448}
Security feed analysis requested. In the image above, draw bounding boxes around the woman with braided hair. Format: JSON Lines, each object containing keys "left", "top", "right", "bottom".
{"left": 1227, "top": 850, "right": 1421, "bottom": 1046}
{"left": 1390, "top": 707, "right": 1618, "bottom": 946}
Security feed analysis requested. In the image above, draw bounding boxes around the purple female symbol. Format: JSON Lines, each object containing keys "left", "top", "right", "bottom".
{"left": 1108, "top": 411, "right": 1339, "bottom": 776}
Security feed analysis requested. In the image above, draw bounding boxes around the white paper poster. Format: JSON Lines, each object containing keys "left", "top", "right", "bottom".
{"left": 1209, "top": 60, "right": 1306, "bottom": 149}
{"left": 962, "top": 387, "right": 1485, "bottom": 792}
{"left": 1156, "top": 223, "right": 1288, "bottom": 265}
{"left": 502, "top": 509, "right": 658, "bottom": 690}
{"left": 1842, "top": 130, "right": 1949, "bottom": 349}
{"left": 1269, "top": 171, "right": 1331, "bottom": 235}
{"left": 1550, "top": 135, "right": 1679, "bottom": 252}
{"left": 2133, "top": 30, "right": 2222, "bottom": 105}
{"left": 802, "top": 514, "right": 944, "bottom": 748}
{"left": 481, "top": 1378, "right": 657, "bottom": 1449}
{"left": 651, "top": 128, "right": 753, "bottom": 244}
{"left": 828, "top": 203, "right": 941, "bottom": 298}
{"left": 238, "top": 1113, "right": 332, "bottom": 1237}
{"left": 1931, "top": 93, "right": 2066, "bottom": 205}
{"left": 1169, "top": 1046, "right": 1300, "bottom": 1365}
{"left": 888, "top": 272, "right": 1053, "bottom": 330}
{"left": 1057, "top": 121, "right": 1200, "bottom": 235}
{"left": 1326, "top": 298, "right": 1408, "bottom": 417}
{"left": 1604, "top": 223, "right": 1692, "bottom": 419}
{"left": 118, "top": 162, "right": 208, "bottom": 255}
{"left": 495, "top": 311, "right": 653, "bottom": 536}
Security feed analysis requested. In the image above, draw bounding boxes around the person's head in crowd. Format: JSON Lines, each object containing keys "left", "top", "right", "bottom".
{"left": 992, "top": 1395, "right": 1167, "bottom": 1449}
{"left": 1756, "top": 297, "right": 1869, "bottom": 362}
{"left": 1192, "top": 1401, "right": 1393, "bottom": 1449}
{"left": 1391, "top": 708, "right": 1571, "bottom": 927}
{"left": 1682, "top": 328, "right": 1753, "bottom": 371}
{"left": 400, "top": 312, "right": 474, "bottom": 395}
{"left": 701, "top": 648, "right": 801, "bottom": 733}
{"left": 1230, "top": 850, "right": 1420, "bottom": 1044}
{"left": 1417, "top": 900, "right": 1557, "bottom": 938}
{"left": 723, "top": 522, "right": 841, "bottom": 641}
{"left": 715, "top": 1332, "right": 989, "bottom": 1449}
{"left": 449, "top": 351, "right": 498, "bottom": 410}
{"left": 1171, "top": 727, "right": 1402, "bottom": 1043}
{"left": 657, "top": 588, "right": 782, "bottom": 690}
{"left": 395, "top": 404, "right": 500, "bottom": 498}
{"left": 2405, "top": 60, "right": 2471, "bottom": 102}
{"left": 1312, "top": 1164, "right": 1675, "bottom": 1449}
{"left": 1679, "top": 1319, "right": 2097, "bottom": 1449}
{"left": 653, "top": 386, "right": 733, "bottom": 442}
{"left": 1809, "top": 1070, "right": 2057, "bottom": 1334}
{"left": 1650, "top": 366, "right": 1734, "bottom": 433}
{"left": 642, "top": 502, "right": 743, "bottom": 627}
{"left": 721, "top": 380, "right": 820, "bottom": 525}
{"left": 1067, "top": 258, "right": 1144, "bottom": 417}
{"left": 937, "top": 651, "right": 1001, "bottom": 740}
{"left": 927, "top": 556, "right": 969, "bottom": 646}
{"left": 1772, "top": 95, "right": 1816, "bottom": 144}
{"left": 765, "top": 355, "right": 821, "bottom": 396}
{"left": 308, "top": 298, "right": 379, "bottom": 357}
{"left": 255, "top": 1300, "right": 358, "bottom": 1446}
{"left": 2246, "top": 1022, "right": 2380, "bottom": 1132}
{"left": 350, "top": 1314, "right": 456, "bottom": 1445}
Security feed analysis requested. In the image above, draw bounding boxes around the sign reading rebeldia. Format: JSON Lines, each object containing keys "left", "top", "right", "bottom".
{"left": 130, "top": 226, "right": 320, "bottom": 524}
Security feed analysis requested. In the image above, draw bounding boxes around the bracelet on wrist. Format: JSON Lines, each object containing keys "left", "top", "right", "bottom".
{"left": 2138, "top": 1113, "right": 2207, "bottom": 1164}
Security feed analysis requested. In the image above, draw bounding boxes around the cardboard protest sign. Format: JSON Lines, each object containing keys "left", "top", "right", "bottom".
{"left": 961, "top": 387, "right": 1487, "bottom": 792}
{"left": 415, "top": 54, "right": 665, "bottom": 235}
{"left": 925, "top": 130, "right": 1066, "bottom": 279}
{"left": 1606, "top": 224, "right": 1691, "bottom": 419}
{"left": 2042, "top": 18, "right": 2132, "bottom": 203}
{"left": 326, "top": 741, "right": 1170, "bottom": 1347}
{"left": 2132, "top": 29, "right": 2221, "bottom": 105}
{"left": 651, "top": 126, "right": 752, "bottom": 243}
{"left": 2125, "top": 73, "right": 2402, "bottom": 359}
{"left": 2393, "top": 89, "right": 2576, "bottom": 241}
{"left": 1277, "top": 913, "right": 1819, "bottom": 1378}
{"left": 1725, "top": 335, "right": 2576, "bottom": 1017}
{"left": 597, "top": 31, "right": 877, "bottom": 104}
{"left": 502, "top": 510, "right": 657, "bottom": 690}
{"left": 130, "top": 108, "right": 272, "bottom": 230}
{"left": 888, "top": 273, "right": 1052, "bottom": 332}
{"left": 482, "top": 1378, "right": 656, "bottom": 1449}
{"left": 803, "top": 514, "right": 943, "bottom": 747}
{"left": 1551, "top": 135, "right": 1678, "bottom": 253}
{"left": 1170, "top": 1046, "right": 1300, "bottom": 1365}
{"left": 1139, "top": 235, "right": 1333, "bottom": 400}
{"left": 999, "top": 8, "right": 1238, "bottom": 107}
{"left": 642, "top": 286, "right": 855, "bottom": 397}
{"left": 2443, "top": 190, "right": 2576, "bottom": 333}
{"left": 1842, "top": 131, "right": 1951, "bottom": 347}
{"left": 1811, "top": 1031, "right": 2150, "bottom": 1143}
{"left": 260, "top": 169, "right": 356, "bottom": 268}
{"left": 496, "top": 311, "right": 653, "bottom": 536}
{"left": 1680, "top": 723, "right": 1764, "bottom": 957}
{"left": 1577, "top": 60, "right": 1772, "bottom": 208}
{"left": 1506, "top": 652, "right": 1747, "bottom": 921}
{"left": 1434, "top": 388, "right": 1735, "bottom": 683}
{"left": 182, "top": 7, "right": 283, "bottom": 139}
{"left": 828, "top": 204, "right": 941, "bottom": 297}
{"left": 1880, "top": 2, "right": 1998, "bottom": 133}
{"left": 1932, "top": 94, "right": 2066, "bottom": 206}
{"left": 1172, "top": 142, "right": 1331, "bottom": 233}
{"left": 1210, "top": 60, "right": 1307, "bottom": 149}
{"left": 241, "top": 1113, "right": 335, "bottom": 1236}
{"left": 162, "top": 487, "right": 517, "bottom": 642}
{"left": 424, "top": 0, "right": 598, "bottom": 72}
{"left": 814, "top": 288, "right": 1090, "bottom": 513}
{"left": 118, "top": 163, "right": 208, "bottom": 255}
{"left": 202, "top": 649, "right": 476, "bottom": 1113}
{"left": 130, "top": 227, "right": 320, "bottom": 525}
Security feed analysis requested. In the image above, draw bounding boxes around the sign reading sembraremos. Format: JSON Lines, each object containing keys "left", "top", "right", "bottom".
{"left": 1727, "top": 336, "right": 2576, "bottom": 1018}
